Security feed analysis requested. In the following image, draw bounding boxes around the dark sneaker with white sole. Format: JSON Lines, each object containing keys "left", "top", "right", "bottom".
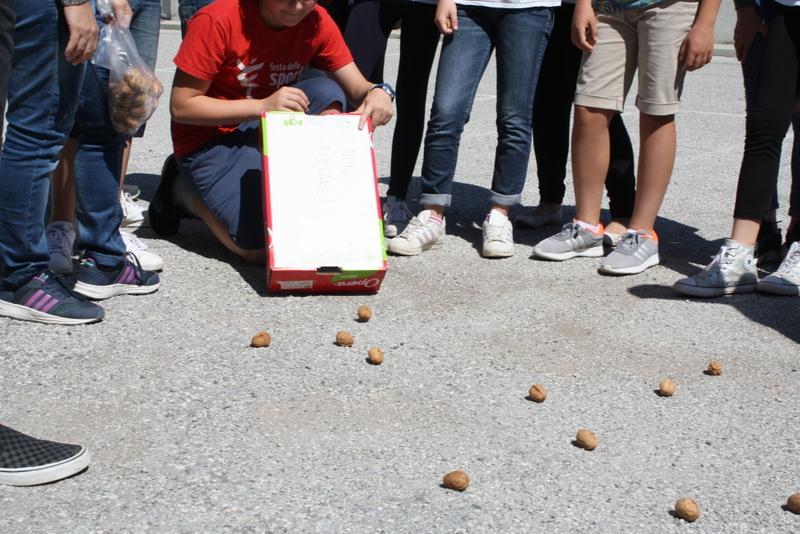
{"left": 74, "top": 254, "right": 160, "bottom": 300}
{"left": 0, "top": 424, "right": 91, "bottom": 486}
{"left": 0, "top": 270, "right": 104, "bottom": 325}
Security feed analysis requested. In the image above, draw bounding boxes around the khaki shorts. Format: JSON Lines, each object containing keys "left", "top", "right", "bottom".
{"left": 574, "top": 0, "right": 698, "bottom": 115}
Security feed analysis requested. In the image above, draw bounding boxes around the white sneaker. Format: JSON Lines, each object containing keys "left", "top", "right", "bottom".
{"left": 120, "top": 190, "right": 148, "bottom": 229}
{"left": 121, "top": 231, "right": 164, "bottom": 271}
{"left": 383, "top": 196, "right": 413, "bottom": 238}
{"left": 673, "top": 239, "right": 757, "bottom": 297}
{"left": 387, "top": 209, "right": 445, "bottom": 256}
{"left": 515, "top": 205, "right": 562, "bottom": 229}
{"left": 758, "top": 241, "right": 800, "bottom": 295}
{"left": 482, "top": 210, "right": 514, "bottom": 258}
{"left": 45, "top": 221, "right": 76, "bottom": 274}
{"left": 122, "top": 183, "right": 140, "bottom": 200}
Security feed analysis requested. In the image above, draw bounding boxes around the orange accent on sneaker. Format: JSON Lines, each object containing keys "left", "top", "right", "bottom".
{"left": 632, "top": 229, "right": 659, "bottom": 242}
{"left": 574, "top": 219, "right": 605, "bottom": 236}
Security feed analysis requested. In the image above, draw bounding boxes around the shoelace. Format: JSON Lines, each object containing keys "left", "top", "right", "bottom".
{"left": 616, "top": 232, "right": 640, "bottom": 253}
{"left": 124, "top": 251, "right": 146, "bottom": 283}
{"left": 777, "top": 242, "right": 800, "bottom": 274}
{"left": 704, "top": 245, "right": 739, "bottom": 273}
{"left": 557, "top": 222, "right": 580, "bottom": 238}
{"left": 485, "top": 220, "right": 511, "bottom": 242}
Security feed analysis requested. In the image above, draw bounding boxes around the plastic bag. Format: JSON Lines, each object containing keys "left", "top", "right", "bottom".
{"left": 92, "top": 0, "right": 163, "bottom": 135}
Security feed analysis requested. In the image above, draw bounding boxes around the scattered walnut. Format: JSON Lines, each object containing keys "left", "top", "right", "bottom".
{"left": 357, "top": 305, "right": 372, "bottom": 322}
{"left": 335, "top": 330, "right": 354, "bottom": 347}
{"left": 442, "top": 470, "right": 469, "bottom": 491}
{"left": 528, "top": 384, "right": 547, "bottom": 402}
{"left": 707, "top": 360, "right": 723, "bottom": 376}
{"left": 250, "top": 332, "right": 271, "bottom": 348}
{"left": 674, "top": 498, "right": 701, "bottom": 522}
{"left": 786, "top": 493, "right": 800, "bottom": 514}
{"left": 658, "top": 379, "right": 677, "bottom": 397}
{"left": 367, "top": 347, "right": 384, "bottom": 365}
{"left": 575, "top": 429, "right": 598, "bottom": 451}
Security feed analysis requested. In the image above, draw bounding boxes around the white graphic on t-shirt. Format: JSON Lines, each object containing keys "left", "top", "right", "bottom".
{"left": 269, "top": 62, "right": 303, "bottom": 88}
{"left": 237, "top": 58, "right": 265, "bottom": 99}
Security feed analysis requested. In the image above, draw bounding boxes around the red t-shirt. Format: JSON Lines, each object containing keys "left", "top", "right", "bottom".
{"left": 171, "top": 0, "right": 353, "bottom": 156}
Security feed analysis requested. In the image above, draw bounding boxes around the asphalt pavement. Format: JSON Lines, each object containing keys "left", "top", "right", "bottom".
{"left": 1, "top": 28, "right": 798, "bottom": 533}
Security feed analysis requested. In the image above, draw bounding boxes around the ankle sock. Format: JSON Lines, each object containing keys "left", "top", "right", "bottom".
{"left": 575, "top": 219, "right": 603, "bottom": 235}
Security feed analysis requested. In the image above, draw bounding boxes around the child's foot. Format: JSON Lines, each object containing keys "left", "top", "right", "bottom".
{"left": 673, "top": 239, "right": 757, "bottom": 297}
{"left": 0, "top": 270, "right": 104, "bottom": 325}
{"left": 121, "top": 231, "right": 164, "bottom": 272}
{"left": 74, "top": 255, "right": 160, "bottom": 300}
{"left": 531, "top": 221, "right": 604, "bottom": 261}
{"left": 515, "top": 204, "right": 562, "bottom": 229}
{"left": 599, "top": 230, "right": 660, "bottom": 275}
{"left": 758, "top": 241, "right": 800, "bottom": 295}
{"left": 45, "top": 221, "right": 76, "bottom": 274}
{"left": 386, "top": 210, "right": 445, "bottom": 256}
{"left": 482, "top": 209, "right": 514, "bottom": 258}
{"left": 755, "top": 221, "right": 782, "bottom": 264}
{"left": 382, "top": 196, "right": 413, "bottom": 238}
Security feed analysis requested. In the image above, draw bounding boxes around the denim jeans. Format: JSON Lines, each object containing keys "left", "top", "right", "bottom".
{"left": 420, "top": 5, "right": 553, "bottom": 208}
{"left": 128, "top": 0, "right": 161, "bottom": 138}
{"left": 178, "top": 0, "right": 215, "bottom": 37}
{"left": 741, "top": 3, "right": 800, "bottom": 218}
{"left": 0, "top": 0, "right": 86, "bottom": 289}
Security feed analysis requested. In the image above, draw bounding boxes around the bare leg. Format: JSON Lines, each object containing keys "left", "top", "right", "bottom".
{"left": 119, "top": 137, "right": 132, "bottom": 187}
{"left": 731, "top": 218, "right": 761, "bottom": 246}
{"left": 572, "top": 105, "right": 613, "bottom": 226}
{"left": 628, "top": 113, "right": 676, "bottom": 232}
{"left": 191, "top": 195, "right": 265, "bottom": 265}
{"left": 51, "top": 138, "right": 77, "bottom": 223}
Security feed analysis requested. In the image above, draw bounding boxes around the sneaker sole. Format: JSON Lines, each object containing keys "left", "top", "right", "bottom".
{"left": 531, "top": 246, "right": 603, "bottom": 261}
{"left": 383, "top": 225, "right": 398, "bottom": 238}
{"left": 672, "top": 281, "right": 756, "bottom": 297}
{"left": 756, "top": 280, "right": 800, "bottom": 296}
{"left": 387, "top": 238, "right": 443, "bottom": 256}
{"left": 0, "top": 300, "right": 103, "bottom": 325}
{"left": 599, "top": 253, "right": 660, "bottom": 275}
{"left": 483, "top": 246, "right": 515, "bottom": 258}
{"left": 74, "top": 281, "right": 160, "bottom": 300}
{"left": 0, "top": 447, "right": 91, "bottom": 486}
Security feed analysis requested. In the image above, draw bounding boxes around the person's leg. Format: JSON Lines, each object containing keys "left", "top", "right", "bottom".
{"left": 0, "top": 0, "right": 11, "bottom": 147}
{"left": 178, "top": 0, "right": 214, "bottom": 38}
{"left": 605, "top": 112, "right": 636, "bottom": 229}
{"left": 787, "top": 110, "right": 800, "bottom": 237}
{"left": 340, "top": 0, "right": 393, "bottom": 86}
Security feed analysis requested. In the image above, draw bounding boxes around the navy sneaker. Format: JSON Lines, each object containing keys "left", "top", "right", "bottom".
{"left": 74, "top": 254, "right": 160, "bottom": 300}
{"left": 0, "top": 270, "right": 104, "bottom": 325}
{"left": 0, "top": 423, "right": 91, "bottom": 486}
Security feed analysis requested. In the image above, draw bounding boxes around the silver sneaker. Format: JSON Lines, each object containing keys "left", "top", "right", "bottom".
{"left": 383, "top": 196, "right": 413, "bottom": 238}
{"left": 482, "top": 211, "right": 514, "bottom": 258}
{"left": 515, "top": 205, "right": 562, "bottom": 229}
{"left": 387, "top": 209, "right": 445, "bottom": 256}
{"left": 673, "top": 239, "right": 757, "bottom": 297}
{"left": 45, "top": 221, "right": 76, "bottom": 274}
{"left": 531, "top": 221, "right": 603, "bottom": 261}
{"left": 600, "top": 231, "right": 660, "bottom": 275}
{"left": 757, "top": 241, "right": 800, "bottom": 295}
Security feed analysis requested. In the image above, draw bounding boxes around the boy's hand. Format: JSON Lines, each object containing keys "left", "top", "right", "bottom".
{"left": 679, "top": 23, "right": 714, "bottom": 71}
{"left": 263, "top": 87, "right": 310, "bottom": 113}
{"left": 63, "top": 3, "right": 99, "bottom": 65}
{"left": 356, "top": 88, "right": 393, "bottom": 130}
{"left": 571, "top": 0, "right": 598, "bottom": 52}
{"left": 734, "top": 6, "right": 767, "bottom": 62}
{"left": 435, "top": 0, "right": 458, "bottom": 35}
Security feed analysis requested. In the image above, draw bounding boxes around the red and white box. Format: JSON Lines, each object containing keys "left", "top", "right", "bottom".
{"left": 261, "top": 112, "right": 387, "bottom": 293}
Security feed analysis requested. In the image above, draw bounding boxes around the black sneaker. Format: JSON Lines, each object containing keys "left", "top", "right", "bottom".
{"left": 784, "top": 224, "right": 800, "bottom": 254}
{"left": 0, "top": 424, "right": 91, "bottom": 486}
{"left": 756, "top": 221, "right": 782, "bottom": 264}
{"left": 0, "top": 270, "right": 104, "bottom": 325}
{"left": 149, "top": 154, "right": 194, "bottom": 237}
{"left": 74, "top": 254, "right": 160, "bottom": 300}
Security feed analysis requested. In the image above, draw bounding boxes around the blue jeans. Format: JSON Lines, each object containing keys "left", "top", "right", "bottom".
{"left": 420, "top": 5, "right": 553, "bottom": 208}
{"left": 178, "top": 0, "right": 215, "bottom": 37}
{"left": 742, "top": 5, "right": 800, "bottom": 218}
{"left": 128, "top": 0, "right": 161, "bottom": 138}
{"left": 0, "top": 0, "right": 86, "bottom": 289}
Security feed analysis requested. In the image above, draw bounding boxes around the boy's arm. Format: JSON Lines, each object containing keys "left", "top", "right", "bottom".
{"left": 170, "top": 69, "right": 311, "bottom": 126}
{"left": 679, "top": 0, "right": 721, "bottom": 71}
{"left": 328, "top": 62, "right": 394, "bottom": 129}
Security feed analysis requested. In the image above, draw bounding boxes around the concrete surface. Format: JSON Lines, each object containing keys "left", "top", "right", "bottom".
{"left": 1, "top": 28, "right": 798, "bottom": 533}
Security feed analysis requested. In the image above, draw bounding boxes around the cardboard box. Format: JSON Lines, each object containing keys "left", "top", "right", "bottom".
{"left": 261, "top": 112, "right": 387, "bottom": 293}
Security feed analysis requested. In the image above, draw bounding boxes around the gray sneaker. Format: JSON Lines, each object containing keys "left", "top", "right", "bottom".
{"left": 599, "top": 231, "right": 660, "bottom": 275}
{"left": 531, "top": 221, "right": 604, "bottom": 261}
{"left": 387, "top": 209, "right": 445, "bottom": 256}
{"left": 673, "top": 239, "right": 757, "bottom": 297}
{"left": 757, "top": 241, "right": 800, "bottom": 295}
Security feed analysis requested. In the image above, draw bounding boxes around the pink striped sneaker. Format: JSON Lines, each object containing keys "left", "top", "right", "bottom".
{"left": 0, "top": 270, "right": 104, "bottom": 325}
{"left": 74, "top": 255, "right": 160, "bottom": 300}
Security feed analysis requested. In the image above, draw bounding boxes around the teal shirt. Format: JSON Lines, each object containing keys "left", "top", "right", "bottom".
{"left": 594, "top": 0, "right": 666, "bottom": 14}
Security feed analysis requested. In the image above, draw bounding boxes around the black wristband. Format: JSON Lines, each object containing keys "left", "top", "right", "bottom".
{"left": 368, "top": 82, "right": 395, "bottom": 102}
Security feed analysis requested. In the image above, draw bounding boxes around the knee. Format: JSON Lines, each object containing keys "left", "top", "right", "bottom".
{"left": 573, "top": 105, "right": 612, "bottom": 130}
{"left": 298, "top": 77, "right": 347, "bottom": 115}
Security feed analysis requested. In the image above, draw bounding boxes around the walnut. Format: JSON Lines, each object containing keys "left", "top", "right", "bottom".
{"left": 250, "top": 332, "right": 271, "bottom": 348}
{"left": 707, "top": 360, "right": 723, "bottom": 376}
{"left": 658, "top": 379, "right": 677, "bottom": 397}
{"left": 527, "top": 384, "right": 547, "bottom": 402}
{"left": 442, "top": 470, "right": 469, "bottom": 491}
{"left": 357, "top": 305, "right": 372, "bottom": 322}
{"left": 786, "top": 493, "right": 800, "bottom": 514}
{"left": 367, "top": 347, "right": 383, "bottom": 365}
{"left": 575, "top": 429, "right": 597, "bottom": 451}
{"left": 674, "top": 498, "right": 701, "bottom": 522}
{"left": 335, "top": 330, "right": 354, "bottom": 347}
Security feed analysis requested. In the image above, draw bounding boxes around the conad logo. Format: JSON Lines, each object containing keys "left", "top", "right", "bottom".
{"left": 333, "top": 278, "right": 380, "bottom": 288}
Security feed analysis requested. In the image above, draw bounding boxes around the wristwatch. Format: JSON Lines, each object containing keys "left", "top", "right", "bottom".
{"left": 369, "top": 82, "right": 395, "bottom": 102}
{"left": 61, "top": 0, "right": 89, "bottom": 5}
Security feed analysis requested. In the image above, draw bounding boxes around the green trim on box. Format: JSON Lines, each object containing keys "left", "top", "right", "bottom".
{"left": 379, "top": 219, "right": 387, "bottom": 261}
{"left": 331, "top": 270, "right": 379, "bottom": 283}
{"left": 261, "top": 115, "right": 268, "bottom": 156}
